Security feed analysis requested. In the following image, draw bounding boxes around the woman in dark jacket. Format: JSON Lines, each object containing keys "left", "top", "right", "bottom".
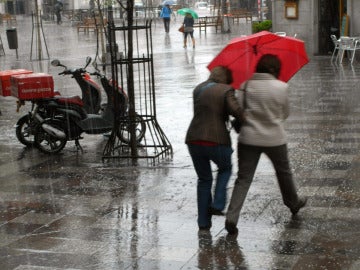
{"left": 185, "top": 66, "right": 244, "bottom": 230}
{"left": 183, "top": 13, "right": 195, "bottom": 48}
{"left": 54, "top": 0, "right": 63, "bottom": 25}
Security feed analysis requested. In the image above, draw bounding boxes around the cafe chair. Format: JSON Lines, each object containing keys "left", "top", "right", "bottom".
{"left": 330, "top": 34, "right": 340, "bottom": 62}
{"left": 274, "top": 32, "right": 286, "bottom": 36}
{"left": 338, "top": 37, "right": 360, "bottom": 64}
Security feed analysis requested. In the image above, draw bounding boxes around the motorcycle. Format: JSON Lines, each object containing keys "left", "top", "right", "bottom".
{"left": 33, "top": 65, "right": 146, "bottom": 154}
{"left": 15, "top": 57, "right": 102, "bottom": 147}
{"left": 50, "top": 57, "right": 102, "bottom": 114}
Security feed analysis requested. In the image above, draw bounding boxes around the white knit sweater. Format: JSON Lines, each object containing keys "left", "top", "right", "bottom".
{"left": 236, "top": 73, "right": 289, "bottom": 147}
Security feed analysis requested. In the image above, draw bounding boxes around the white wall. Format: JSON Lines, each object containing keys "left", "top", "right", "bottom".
{"left": 74, "top": 0, "right": 91, "bottom": 9}
{"left": 347, "top": 0, "right": 360, "bottom": 36}
{"left": 272, "top": 0, "right": 315, "bottom": 55}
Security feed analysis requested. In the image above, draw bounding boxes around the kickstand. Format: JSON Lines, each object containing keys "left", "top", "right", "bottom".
{"left": 75, "top": 139, "right": 83, "bottom": 153}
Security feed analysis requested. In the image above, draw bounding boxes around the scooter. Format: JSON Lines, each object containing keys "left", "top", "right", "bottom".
{"left": 51, "top": 57, "right": 102, "bottom": 114}
{"left": 15, "top": 57, "right": 102, "bottom": 147}
{"left": 33, "top": 66, "right": 146, "bottom": 154}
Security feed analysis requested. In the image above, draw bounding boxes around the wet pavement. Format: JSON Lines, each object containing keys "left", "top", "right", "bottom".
{"left": 1, "top": 15, "right": 360, "bottom": 270}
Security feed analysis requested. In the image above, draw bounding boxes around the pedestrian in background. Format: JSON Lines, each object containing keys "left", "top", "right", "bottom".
{"left": 89, "top": 0, "right": 95, "bottom": 15}
{"left": 54, "top": 0, "right": 63, "bottom": 25}
{"left": 160, "top": 4, "right": 172, "bottom": 33}
{"left": 183, "top": 12, "right": 195, "bottom": 49}
{"left": 185, "top": 66, "right": 245, "bottom": 231}
{"left": 225, "top": 54, "right": 307, "bottom": 235}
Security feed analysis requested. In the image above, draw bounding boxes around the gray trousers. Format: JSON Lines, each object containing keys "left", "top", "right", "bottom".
{"left": 226, "top": 143, "right": 300, "bottom": 225}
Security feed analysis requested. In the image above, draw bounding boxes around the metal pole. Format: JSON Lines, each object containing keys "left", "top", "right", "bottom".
{"left": 13, "top": 0, "right": 16, "bottom": 15}
{"left": 34, "top": 0, "right": 42, "bottom": 60}
{"left": 258, "top": 0, "right": 261, "bottom": 20}
{"left": 96, "top": 0, "right": 106, "bottom": 64}
{"left": 127, "top": 0, "right": 138, "bottom": 160}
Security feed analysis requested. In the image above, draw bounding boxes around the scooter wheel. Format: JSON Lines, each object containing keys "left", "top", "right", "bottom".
{"left": 16, "top": 114, "right": 37, "bottom": 147}
{"left": 117, "top": 113, "right": 146, "bottom": 144}
{"left": 34, "top": 119, "right": 67, "bottom": 154}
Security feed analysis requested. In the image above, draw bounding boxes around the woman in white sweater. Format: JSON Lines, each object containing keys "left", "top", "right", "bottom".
{"left": 225, "top": 54, "right": 307, "bottom": 235}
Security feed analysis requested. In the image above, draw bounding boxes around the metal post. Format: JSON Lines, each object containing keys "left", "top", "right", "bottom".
{"left": 13, "top": 0, "right": 17, "bottom": 15}
{"left": 95, "top": 0, "right": 106, "bottom": 65}
{"left": 258, "top": 0, "right": 262, "bottom": 20}
{"left": 35, "top": 0, "right": 42, "bottom": 60}
{"left": 126, "top": 0, "right": 138, "bottom": 160}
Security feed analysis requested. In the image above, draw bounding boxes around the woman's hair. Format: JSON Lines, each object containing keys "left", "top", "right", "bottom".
{"left": 209, "top": 66, "right": 233, "bottom": 84}
{"left": 255, "top": 54, "right": 281, "bottom": 78}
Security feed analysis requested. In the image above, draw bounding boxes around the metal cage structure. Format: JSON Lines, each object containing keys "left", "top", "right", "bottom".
{"left": 102, "top": 19, "right": 173, "bottom": 165}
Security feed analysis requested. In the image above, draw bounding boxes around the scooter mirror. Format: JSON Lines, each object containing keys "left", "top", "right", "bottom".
{"left": 51, "top": 59, "right": 61, "bottom": 66}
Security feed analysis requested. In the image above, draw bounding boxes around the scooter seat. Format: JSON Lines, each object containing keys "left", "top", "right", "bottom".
{"left": 55, "top": 96, "right": 84, "bottom": 107}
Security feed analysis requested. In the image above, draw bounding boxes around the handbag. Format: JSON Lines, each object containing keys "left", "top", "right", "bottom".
{"left": 178, "top": 25, "right": 184, "bottom": 33}
{"left": 231, "top": 82, "right": 247, "bottom": 133}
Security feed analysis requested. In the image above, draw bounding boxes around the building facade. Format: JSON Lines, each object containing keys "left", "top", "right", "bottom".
{"left": 0, "top": 0, "right": 91, "bottom": 15}
{"left": 272, "top": 0, "right": 359, "bottom": 56}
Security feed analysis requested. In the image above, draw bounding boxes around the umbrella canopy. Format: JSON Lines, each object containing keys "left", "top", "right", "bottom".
{"left": 162, "top": 0, "right": 176, "bottom": 5}
{"left": 177, "top": 8, "right": 199, "bottom": 19}
{"left": 207, "top": 31, "right": 309, "bottom": 89}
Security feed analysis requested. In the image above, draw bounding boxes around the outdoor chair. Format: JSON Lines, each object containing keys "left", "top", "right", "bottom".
{"left": 330, "top": 34, "right": 340, "bottom": 62}
{"left": 338, "top": 37, "right": 360, "bottom": 64}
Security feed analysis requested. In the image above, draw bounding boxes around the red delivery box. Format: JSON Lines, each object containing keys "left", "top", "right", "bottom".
{"left": 0, "top": 69, "right": 33, "bottom": 96}
{"left": 11, "top": 73, "right": 54, "bottom": 100}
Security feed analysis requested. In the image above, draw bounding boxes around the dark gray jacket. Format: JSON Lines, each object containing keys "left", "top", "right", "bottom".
{"left": 185, "top": 80, "right": 244, "bottom": 145}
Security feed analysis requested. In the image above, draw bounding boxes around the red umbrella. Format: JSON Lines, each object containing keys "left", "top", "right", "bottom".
{"left": 207, "top": 31, "right": 309, "bottom": 89}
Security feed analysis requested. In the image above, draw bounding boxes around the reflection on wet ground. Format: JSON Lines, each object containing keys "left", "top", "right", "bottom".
{"left": 1, "top": 16, "right": 360, "bottom": 269}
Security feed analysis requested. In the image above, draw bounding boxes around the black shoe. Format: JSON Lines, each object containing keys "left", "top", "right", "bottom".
{"left": 199, "top": 220, "right": 212, "bottom": 231}
{"left": 208, "top": 207, "right": 224, "bottom": 216}
{"left": 199, "top": 226, "right": 211, "bottom": 231}
{"left": 290, "top": 197, "right": 307, "bottom": 215}
{"left": 225, "top": 220, "right": 238, "bottom": 235}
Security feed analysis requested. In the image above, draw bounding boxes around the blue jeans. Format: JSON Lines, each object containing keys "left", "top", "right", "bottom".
{"left": 163, "top": 18, "right": 170, "bottom": 32}
{"left": 188, "top": 144, "right": 233, "bottom": 228}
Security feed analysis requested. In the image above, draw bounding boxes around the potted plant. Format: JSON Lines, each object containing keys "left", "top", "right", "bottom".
{"left": 252, "top": 20, "right": 272, "bottom": 33}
